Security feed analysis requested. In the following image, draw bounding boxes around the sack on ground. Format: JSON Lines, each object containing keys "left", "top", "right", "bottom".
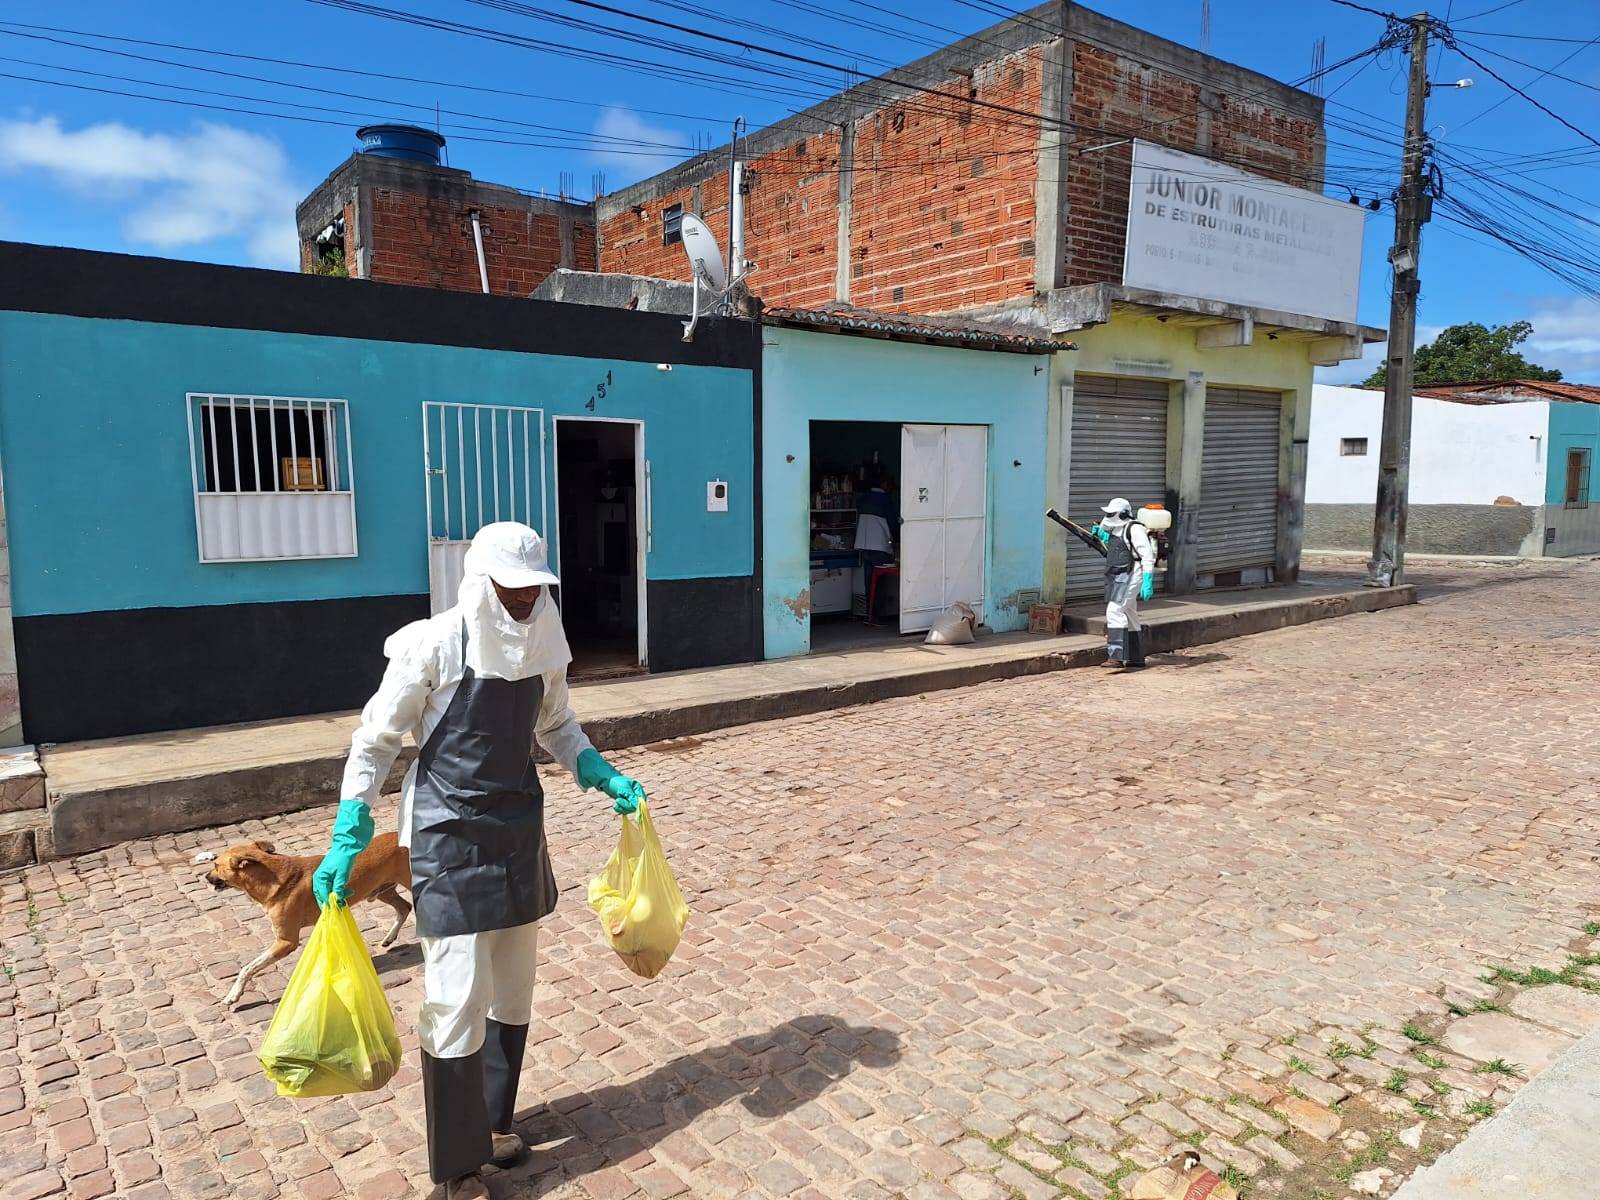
{"left": 588, "top": 799, "right": 689, "bottom": 979}
{"left": 1126, "top": 1152, "right": 1239, "bottom": 1200}
{"left": 925, "top": 601, "right": 978, "bottom": 645}
{"left": 258, "top": 902, "right": 402, "bottom": 1098}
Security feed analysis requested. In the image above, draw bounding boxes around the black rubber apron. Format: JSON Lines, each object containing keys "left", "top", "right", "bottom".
{"left": 409, "top": 622, "right": 558, "bottom": 939}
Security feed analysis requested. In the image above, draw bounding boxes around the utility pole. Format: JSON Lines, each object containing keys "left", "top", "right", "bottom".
{"left": 1367, "top": 13, "right": 1432, "bottom": 588}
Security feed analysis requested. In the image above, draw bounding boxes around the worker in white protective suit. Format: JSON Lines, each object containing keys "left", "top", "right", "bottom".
{"left": 311, "top": 522, "right": 646, "bottom": 1199}
{"left": 1096, "top": 497, "right": 1158, "bottom": 670}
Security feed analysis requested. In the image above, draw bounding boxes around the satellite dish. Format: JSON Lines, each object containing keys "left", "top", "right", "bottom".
{"left": 679, "top": 214, "right": 726, "bottom": 290}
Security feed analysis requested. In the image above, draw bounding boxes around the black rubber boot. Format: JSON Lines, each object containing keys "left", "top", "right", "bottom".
{"left": 422, "top": 1049, "right": 493, "bottom": 1185}
{"left": 1127, "top": 628, "right": 1146, "bottom": 668}
{"left": 483, "top": 1019, "right": 530, "bottom": 1141}
{"left": 1105, "top": 628, "right": 1127, "bottom": 664}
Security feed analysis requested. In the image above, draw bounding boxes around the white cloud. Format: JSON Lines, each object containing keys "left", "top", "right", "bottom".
{"left": 590, "top": 107, "right": 685, "bottom": 177}
{"left": 0, "top": 116, "right": 301, "bottom": 268}
{"left": 1526, "top": 296, "right": 1600, "bottom": 383}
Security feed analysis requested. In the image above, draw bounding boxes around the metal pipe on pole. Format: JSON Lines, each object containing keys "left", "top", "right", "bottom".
{"left": 1367, "top": 13, "right": 1432, "bottom": 588}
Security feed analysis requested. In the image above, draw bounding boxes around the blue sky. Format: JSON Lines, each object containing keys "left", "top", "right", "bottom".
{"left": 0, "top": 0, "right": 1595, "bottom": 381}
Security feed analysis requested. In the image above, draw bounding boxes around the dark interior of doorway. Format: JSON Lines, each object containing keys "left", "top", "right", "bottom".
{"left": 808, "top": 420, "right": 904, "bottom": 653}
{"left": 556, "top": 420, "right": 642, "bottom": 680}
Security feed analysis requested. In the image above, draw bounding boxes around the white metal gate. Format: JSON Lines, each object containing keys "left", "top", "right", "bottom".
{"left": 423, "top": 402, "right": 546, "bottom": 614}
{"left": 1066, "top": 377, "right": 1170, "bottom": 599}
{"left": 900, "top": 424, "right": 988, "bottom": 634}
{"left": 1194, "top": 387, "right": 1282, "bottom": 576}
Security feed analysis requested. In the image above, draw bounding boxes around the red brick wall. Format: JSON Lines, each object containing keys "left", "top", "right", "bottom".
{"left": 850, "top": 50, "right": 1041, "bottom": 313}
{"left": 572, "top": 219, "right": 598, "bottom": 272}
{"left": 743, "top": 132, "right": 843, "bottom": 309}
{"left": 599, "top": 39, "right": 1318, "bottom": 313}
{"left": 366, "top": 190, "right": 569, "bottom": 296}
{"left": 301, "top": 201, "right": 358, "bottom": 276}
{"left": 598, "top": 132, "right": 842, "bottom": 309}
{"left": 600, "top": 180, "right": 715, "bottom": 283}
{"left": 1065, "top": 41, "right": 1319, "bottom": 287}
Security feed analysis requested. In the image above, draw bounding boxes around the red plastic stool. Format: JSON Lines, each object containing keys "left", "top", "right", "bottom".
{"left": 864, "top": 565, "right": 899, "bottom": 626}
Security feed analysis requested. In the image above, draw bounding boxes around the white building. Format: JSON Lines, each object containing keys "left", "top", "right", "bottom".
{"left": 1306, "top": 382, "right": 1600, "bottom": 557}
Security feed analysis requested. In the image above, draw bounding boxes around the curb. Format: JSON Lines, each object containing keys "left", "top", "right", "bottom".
{"left": 29, "top": 583, "right": 1415, "bottom": 863}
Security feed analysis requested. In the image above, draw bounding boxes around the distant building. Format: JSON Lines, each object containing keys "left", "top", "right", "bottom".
{"left": 1306, "top": 381, "right": 1600, "bottom": 557}
{"left": 295, "top": 125, "right": 595, "bottom": 296}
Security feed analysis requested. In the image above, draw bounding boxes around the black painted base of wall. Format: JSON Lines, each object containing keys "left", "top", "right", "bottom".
{"left": 18, "top": 579, "right": 762, "bottom": 744}
{"left": 16, "top": 594, "right": 431, "bottom": 744}
{"left": 647, "top": 577, "right": 759, "bottom": 672}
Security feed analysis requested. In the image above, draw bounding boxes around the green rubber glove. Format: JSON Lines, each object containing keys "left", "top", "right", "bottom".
{"left": 576, "top": 748, "right": 644, "bottom": 815}
{"left": 1092, "top": 523, "right": 1110, "bottom": 546}
{"left": 1139, "top": 574, "right": 1155, "bottom": 602}
{"left": 312, "top": 799, "right": 373, "bottom": 908}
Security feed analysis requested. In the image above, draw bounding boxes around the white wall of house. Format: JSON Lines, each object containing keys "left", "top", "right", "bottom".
{"left": 1307, "top": 385, "right": 1549, "bottom": 504}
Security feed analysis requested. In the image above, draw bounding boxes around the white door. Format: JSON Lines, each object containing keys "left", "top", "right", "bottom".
{"left": 423, "top": 402, "right": 547, "bottom": 614}
{"left": 899, "top": 423, "right": 988, "bottom": 634}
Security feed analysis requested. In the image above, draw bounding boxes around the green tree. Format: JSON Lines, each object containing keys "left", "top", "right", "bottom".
{"left": 1362, "top": 320, "right": 1563, "bottom": 387}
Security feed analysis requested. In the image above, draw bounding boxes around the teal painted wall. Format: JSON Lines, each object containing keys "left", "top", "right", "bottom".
{"left": 0, "top": 312, "right": 754, "bottom": 617}
{"left": 761, "top": 327, "right": 1051, "bottom": 659}
{"left": 1545, "top": 401, "right": 1600, "bottom": 504}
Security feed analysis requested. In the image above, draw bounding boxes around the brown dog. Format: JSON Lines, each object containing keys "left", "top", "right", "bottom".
{"left": 201, "top": 835, "right": 412, "bottom": 1007}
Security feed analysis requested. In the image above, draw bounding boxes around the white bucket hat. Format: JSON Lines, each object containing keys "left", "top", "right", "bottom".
{"left": 463, "top": 522, "right": 560, "bottom": 588}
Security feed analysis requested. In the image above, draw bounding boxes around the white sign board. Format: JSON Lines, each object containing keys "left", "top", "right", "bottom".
{"left": 1122, "top": 140, "right": 1365, "bottom": 324}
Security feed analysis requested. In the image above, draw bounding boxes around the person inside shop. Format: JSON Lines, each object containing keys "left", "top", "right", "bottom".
{"left": 1096, "top": 497, "right": 1157, "bottom": 670}
{"left": 853, "top": 466, "right": 899, "bottom": 619}
{"left": 854, "top": 466, "right": 898, "bottom": 568}
{"left": 311, "top": 521, "right": 647, "bottom": 1200}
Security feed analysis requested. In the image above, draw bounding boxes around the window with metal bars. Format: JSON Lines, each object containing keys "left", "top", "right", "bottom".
{"left": 187, "top": 394, "right": 357, "bottom": 562}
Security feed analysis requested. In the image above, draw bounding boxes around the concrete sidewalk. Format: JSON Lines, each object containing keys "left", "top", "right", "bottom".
{"left": 15, "top": 577, "right": 1413, "bottom": 863}
{"left": 1396, "top": 1024, "right": 1600, "bottom": 1199}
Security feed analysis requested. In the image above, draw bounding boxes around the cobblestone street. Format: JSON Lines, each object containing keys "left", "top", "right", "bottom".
{"left": 4, "top": 559, "right": 1600, "bottom": 1200}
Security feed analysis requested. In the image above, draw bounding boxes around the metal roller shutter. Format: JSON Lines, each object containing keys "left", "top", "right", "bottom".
{"left": 1066, "top": 376, "right": 1170, "bottom": 598}
{"left": 1194, "top": 387, "right": 1282, "bottom": 575}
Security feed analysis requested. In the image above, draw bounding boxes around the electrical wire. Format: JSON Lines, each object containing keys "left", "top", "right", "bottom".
{"left": 1444, "top": 39, "right": 1600, "bottom": 148}
{"left": 1448, "top": 33, "right": 1600, "bottom": 135}
{"left": 1453, "top": 0, "right": 1533, "bottom": 24}
{"left": 0, "top": 18, "right": 731, "bottom": 124}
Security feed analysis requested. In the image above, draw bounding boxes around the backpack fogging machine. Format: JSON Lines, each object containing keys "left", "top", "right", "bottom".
{"left": 1045, "top": 505, "right": 1174, "bottom": 565}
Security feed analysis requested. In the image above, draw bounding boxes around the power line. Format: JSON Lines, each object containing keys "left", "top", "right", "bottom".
{"left": 0, "top": 29, "right": 713, "bottom": 149}
{"left": 1454, "top": 0, "right": 1532, "bottom": 23}
{"left": 1448, "top": 33, "right": 1600, "bottom": 135}
{"left": 1452, "top": 33, "right": 1600, "bottom": 96}
{"left": 1444, "top": 38, "right": 1600, "bottom": 148}
{"left": 0, "top": 18, "right": 731, "bottom": 124}
{"left": 1322, "top": 0, "right": 1403, "bottom": 20}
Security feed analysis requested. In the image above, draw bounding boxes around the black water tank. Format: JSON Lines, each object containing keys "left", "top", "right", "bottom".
{"left": 355, "top": 124, "right": 446, "bottom": 165}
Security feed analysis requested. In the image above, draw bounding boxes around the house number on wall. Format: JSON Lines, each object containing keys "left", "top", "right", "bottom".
{"left": 585, "top": 370, "right": 614, "bottom": 411}
{"left": 918, "top": 487, "right": 929, "bottom": 502}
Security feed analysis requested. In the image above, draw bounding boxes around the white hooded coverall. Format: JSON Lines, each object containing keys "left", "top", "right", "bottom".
{"left": 1102, "top": 514, "right": 1158, "bottom": 639}
{"left": 340, "top": 555, "right": 593, "bottom": 1060}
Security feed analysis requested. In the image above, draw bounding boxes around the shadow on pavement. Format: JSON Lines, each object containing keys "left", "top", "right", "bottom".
{"left": 1149, "top": 651, "right": 1231, "bottom": 669}
{"left": 488, "top": 1014, "right": 903, "bottom": 1196}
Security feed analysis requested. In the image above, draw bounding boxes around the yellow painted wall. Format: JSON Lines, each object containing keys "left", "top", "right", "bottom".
{"left": 1044, "top": 312, "right": 1315, "bottom": 602}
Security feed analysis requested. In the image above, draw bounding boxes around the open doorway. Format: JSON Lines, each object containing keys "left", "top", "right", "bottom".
{"left": 554, "top": 418, "right": 645, "bottom": 679}
{"left": 808, "top": 420, "right": 903, "bottom": 653}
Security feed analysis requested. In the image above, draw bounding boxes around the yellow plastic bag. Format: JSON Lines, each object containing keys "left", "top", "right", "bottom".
{"left": 257, "top": 902, "right": 402, "bottom": 1097}
{"left": 587, "top": 799, "right": 689, "bottom": 979}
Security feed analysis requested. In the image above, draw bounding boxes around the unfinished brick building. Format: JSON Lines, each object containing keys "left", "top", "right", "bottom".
{"left": 296, "top": 127, "right": 595, "bottom": 296}
{"left": 598, "top": 5, "right": 1329, "bottom": 314}
{"left": 596, "top": 3, "right": 1381, "bottom": 605}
